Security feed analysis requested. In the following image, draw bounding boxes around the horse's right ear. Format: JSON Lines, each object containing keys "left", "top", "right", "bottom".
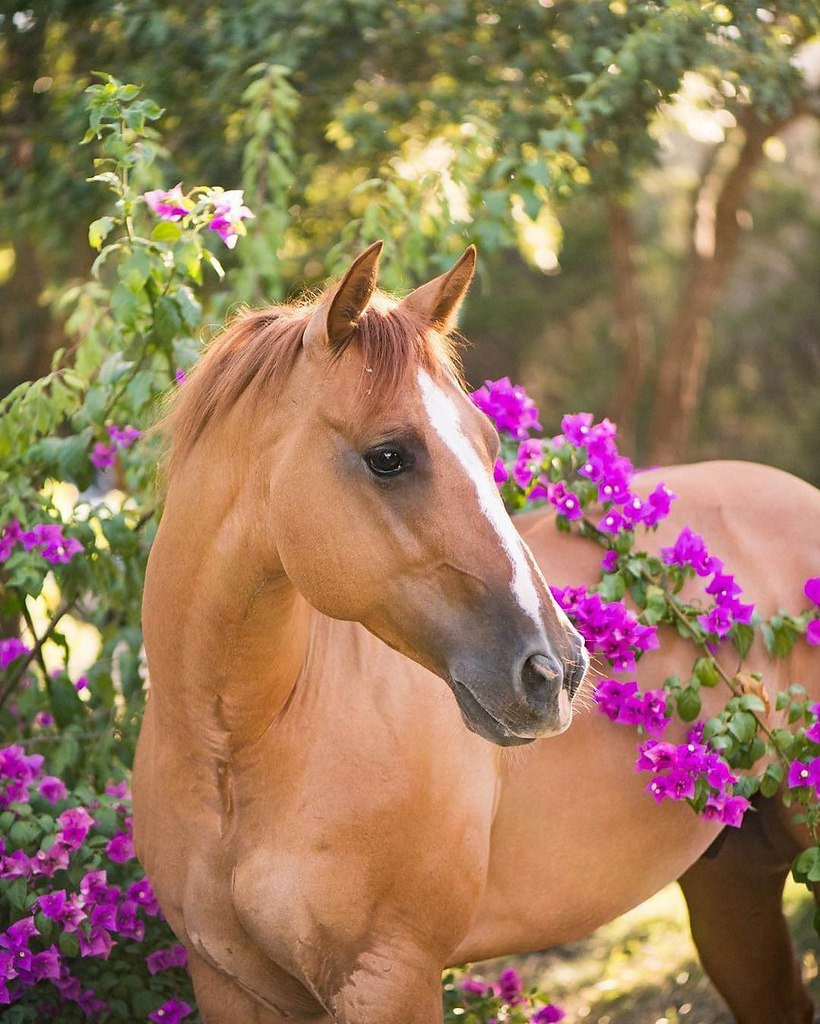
{"left": 303, "top": 241, "right": 383, "bottom": 356}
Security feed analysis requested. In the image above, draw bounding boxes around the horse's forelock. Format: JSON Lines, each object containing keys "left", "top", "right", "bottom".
{"left": 157, "top": 288, "right": 463, "bottom": 478}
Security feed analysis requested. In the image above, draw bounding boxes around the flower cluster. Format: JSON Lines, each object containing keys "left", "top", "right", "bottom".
{"left": 0, "top": 518, "right": 82, "bottom": 564}
{"left": 90, "top": 423, "right": 141, "bottom": 471}
{"left": 0, "top": 637, "right": 31, "bottom": 673}
{"left": 144, "top": 184, "right": 254, "bottom": 250}
{"left": 451, "top": 967, "right": 564, "bottom": 1022}
{"left": 661, "top": 526, "right": 754, "bottom": 639}
{"left": 471, "top": 377, "right": 542, "bottom": 440}
{"left": 594, "top": 679, "right": 670, "bottom": 737}
{"left": 0, "top": 746, "right": 192, "bottom": 1017}
{"left": 787, "top": 701, "right": 820, "bottom": 801}
{"left": 550, "top": 585, "right": 659, "bottom": 673}
{"left": 636, "top": 725, "right": 750, "bottom": 827}
{"left": 805, "top": 578, "right": 820, "bottom": 646}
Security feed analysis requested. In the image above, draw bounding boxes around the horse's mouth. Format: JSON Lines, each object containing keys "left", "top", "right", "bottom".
{"left": 450, "top": 679, "right": 536, "bottom": 747}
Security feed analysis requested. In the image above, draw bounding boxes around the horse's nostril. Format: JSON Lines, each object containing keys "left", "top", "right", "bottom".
{"left": 520, "top": 652, "right": 564, "bottom": 711}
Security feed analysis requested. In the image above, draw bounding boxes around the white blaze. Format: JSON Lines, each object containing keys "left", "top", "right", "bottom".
{"left": 417, "top": 369, "right": 544, "bottom": 627}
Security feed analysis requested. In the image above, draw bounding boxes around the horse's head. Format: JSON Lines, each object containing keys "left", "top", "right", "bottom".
{"left": 267, "top": 242, "right": 588, "bottom": 746}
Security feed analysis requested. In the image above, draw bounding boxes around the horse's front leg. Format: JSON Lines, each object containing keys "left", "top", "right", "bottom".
{"left": 326, "top": 946, "right": 445, "bottom": 1024}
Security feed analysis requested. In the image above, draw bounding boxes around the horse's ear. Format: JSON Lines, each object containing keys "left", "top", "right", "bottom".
{"left": 303, "top": 241, "right": 383, "bottom": 355}
{"left": 399, "top": 245, "right": 476, "bottom": 334}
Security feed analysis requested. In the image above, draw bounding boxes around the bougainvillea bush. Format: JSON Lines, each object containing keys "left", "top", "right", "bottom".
{"left": 1, "top": 75, "right": 818, "bottom": 1019}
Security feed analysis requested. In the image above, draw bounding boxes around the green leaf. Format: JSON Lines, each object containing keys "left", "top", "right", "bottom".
{"left": 730, "top": 622, "right": 755, "bottom": 660}
{"left": 759, "top": 761, "right": 784, "bottom": 798}
{"left": 676, "top": 686, "right": 701, "bottom": 722}
{"left": 643, "top": 584, "right": 667, "bottom": 625}
{"left": 88, "top": 216, "right": 115, "bottom": 250}
{"left": 48, "top": 674, "right": 86, "bottom": 728}
{"left": 597, "top": 572, "right": 625, "bottom": 602}
{"left": 727, "top": 711, "right": 757, "bottom": 744}
{"left": 154, "top": 294, "right": 183, "bottom": 344}
{"left": 693, "top": 657, "right": 719, "bottom": 688}
{"left": 793, "top": 846, "right": 820, "bottom": 885}
{"left": 58, "top": 930, "right": 79, "bottom": 957}
{"left": 151, "top": 221, "right": 182, "bottom": 243}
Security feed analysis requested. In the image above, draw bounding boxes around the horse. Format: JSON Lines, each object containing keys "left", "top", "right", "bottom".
{"left": 133, "top": 241, "right": 820, "bottom": 1024}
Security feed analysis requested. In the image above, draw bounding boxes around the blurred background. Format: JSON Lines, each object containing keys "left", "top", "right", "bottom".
{"left": 2, "top": 1, "right": 818, "bottom": 480}
{"left": 2, "top": 4, "right": 819, "bottom": 1020}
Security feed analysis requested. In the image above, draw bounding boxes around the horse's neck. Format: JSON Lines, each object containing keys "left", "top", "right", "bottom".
{"left": 144, "top": 444, "right": 311, "bottom": 748}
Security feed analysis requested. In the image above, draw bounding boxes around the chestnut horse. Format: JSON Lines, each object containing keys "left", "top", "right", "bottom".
{"left": 133, "top": 243, "right": 819, "bottom": 1024}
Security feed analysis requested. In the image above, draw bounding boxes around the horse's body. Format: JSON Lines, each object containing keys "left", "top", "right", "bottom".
{"left": 133, "top": 246, "right": 819, "bottom": 1024}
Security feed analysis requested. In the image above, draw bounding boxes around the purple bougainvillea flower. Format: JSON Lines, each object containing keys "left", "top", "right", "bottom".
{"left": 38, "top": 775, "right": 67, "bottom": 802}
{"left": 532, "top": 1006, "right": 566, "bottom": 1023}
{"left": 547, "top": 482, "right": 583, "bottom": 521}
{"left": 493, "top": 458, "right": 509, "bottom": 484}
{"left": 805, "top": 577, "right": 820, "bottom": 606}
{"left": 149, "top": 995, "right": 193, "bottom": 1023}
{"left": 208, "top": 189, "right": 254, "bottom": 249}
{"left": 143, "top": 183, "right": 189, "bottom": 221}
{"left": 497, "top": 967, "right": 523, "bottom": 1005}
{"left": 0, "top": 518, "right": 23, "bottom": 562}
{"left": 90, "top": 442, "right": 116, "bottom": 470}
{"left": 105, "top": 830, "right": 135, "bottom": 863}
{"left": 601, "top": 550, "right": 619, "bottom": 573}
{"left": 147, "top": 944, "right": 188, "bottom": 975}
{"left": 127, "top": 876, "right": 161, "bottom": 915}
{"left": 0, "top": 637, "right": 30, "bottom": 671}
{"left": 597, "top": 508, "right": 626, "bottom": 535}
{"left": 21, "top": 523, "right": 83, "bottom": 564}
{"left": 788, "top": 757, "right": 820, "bottom": 795}
{"left": 107, "top": 424, "right": 141, "bottom": 448}
{"left": 470, "top": 377, "right": 542, "bottom": 439}
{"left": 56, "top": 807, "right": 95, "bottom": 849}
{"left": 660, "top": 526, "right": 721, "bottom": 577}
{"left": 807, "top": 620, "right": 820, "bottom": 646}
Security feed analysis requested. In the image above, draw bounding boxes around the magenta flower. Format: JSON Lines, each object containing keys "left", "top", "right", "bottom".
{"left": 149, "top": 995, "right": 193, "bottom": 1023}
{"left": 127, "top": 876, "right": 161, "bottom": 915}
{"left": 807, "top": 620, "right": 820, "bottom": 646}
{"left": 597, "top": 508, "right": 626, "bottom": 535}
{"left": 0, "top": 744, "right": 43, "bottom": 808}
{"left": 788, "top": 757, "right": 820, "bottom": 795}
{"left": 601, "top": 550, "right": 618, "bottom": 573}
{"left": 493, "top": 458, "right": 509, "bottom": 484}
{"left": 38, "top": 775, "right": 67, "bottom": 802}
{"left": 146, "top": 944, "right": 188, "bottom": 975}
{"left": 660, "top": 526, "right": 721, "bottom": 577}
{"left": 56, "top": 806, "right": 95, "bottom": 849}
{"left": 0, "top": 637, "right": 30, "bottom": 671}
{"left": 207, "top": 189, "right": 254, "bottom": 249}
{"left": 559, "top": 412, "right": 594, "bottom": 447}
{"left": 532, "top": 1006, "right": 566, "bottom": 1023}
{"left": 805, "top": 578, "right": 820, "bottom": 606}
{"left": 19, "top": 523, "right": 82, "bottom": 564}
{"left": 175, "top": 367, "right": 187, "bottom": 385}
{"left": 90, "top": 442, "right": 116, "bottom": 470}
{"left": 143, "top": 183, "right": 189, "bottom": 221}
{"left": 470, "top": 377, "right": 542, "bottom": 439}
{"left": 0, "top": 518, "right": 23, "bottom": 562}
{"left": 497, "top": 967, "right": 523, "bottom": 1005}
{"left": 547, "top": 482, "right": 583, "bottom": 521}
{"left": 105, "top": 830, "right": 135, "bottom": 863}
{"left": 107, "top": 424, "right": 141, "bottom": 448}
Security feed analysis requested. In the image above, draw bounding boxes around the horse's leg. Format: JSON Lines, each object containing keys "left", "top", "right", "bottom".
{"left": 328, "top": 956, "right": 445, "bottom": 1024}
{"left": 187, "top": 951, "right": 332, "bottom": 1024}
{"left": 678, "top": 798, "right": 814, "bottom": 1024}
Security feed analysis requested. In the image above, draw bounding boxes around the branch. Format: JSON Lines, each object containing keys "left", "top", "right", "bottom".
{"left": 0, "top": 601, "right": 73, "bottom": 712}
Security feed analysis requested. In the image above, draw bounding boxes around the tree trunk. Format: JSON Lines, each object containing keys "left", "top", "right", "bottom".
{"left": 606, "top": 198, "right": 650, "bottom": 448}
{"left": 647, "top": 111, "right": 789, "bottom": 465}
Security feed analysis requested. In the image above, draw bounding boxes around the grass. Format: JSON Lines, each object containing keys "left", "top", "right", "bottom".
{"left": 481, "top": 881, "right": 818, "bottom": 1023}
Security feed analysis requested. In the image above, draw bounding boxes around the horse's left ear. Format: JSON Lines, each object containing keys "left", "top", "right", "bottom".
{"left": 303, "top": 240, "right": 383, "bottom": 355}
{"left": 399, "top": 245, "right": 476, "bottom": 334}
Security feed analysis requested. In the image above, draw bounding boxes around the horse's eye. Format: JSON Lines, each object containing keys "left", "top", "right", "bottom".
{"left": 364, "top": 445, "right": 407, "bottom": 477}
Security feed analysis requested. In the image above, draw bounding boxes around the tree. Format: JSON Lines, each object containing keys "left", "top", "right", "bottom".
{"left": 2, "top": 1, "right": 818, "bottom": 461}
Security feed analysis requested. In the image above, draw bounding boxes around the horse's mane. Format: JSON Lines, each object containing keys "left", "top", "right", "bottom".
{"left": 159, "top": 288, "right": 462, "bottom": 477}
